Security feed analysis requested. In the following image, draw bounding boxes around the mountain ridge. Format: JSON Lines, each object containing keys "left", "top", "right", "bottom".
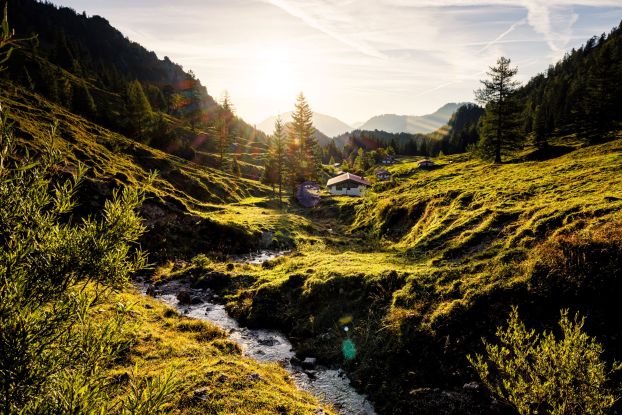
{"left": 258, "top": 111, "right": 352, "bottom": 138}
{"left": 357, "top": 102, "right": 471, "bottom": 134}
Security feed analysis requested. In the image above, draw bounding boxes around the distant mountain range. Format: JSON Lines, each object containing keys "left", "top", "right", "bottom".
{"left": 258, "top": 112, "right": 352, "bottom": 138}
{"left": 259, "top": 103, "right": 471, "bottom": 138}
{"left": 357, "top": 103, "right": 470, "bottom": 135}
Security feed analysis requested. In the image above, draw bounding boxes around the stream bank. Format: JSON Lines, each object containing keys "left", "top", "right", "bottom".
{"left": 142, "top": 251, "right": 376, "bottom": 415}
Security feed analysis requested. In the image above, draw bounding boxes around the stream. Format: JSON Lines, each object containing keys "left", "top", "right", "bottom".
{"left": 143, "top": 251, "right": 376, "bottom": 415}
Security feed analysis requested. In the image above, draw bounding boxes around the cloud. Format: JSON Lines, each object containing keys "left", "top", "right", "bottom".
{"left": 267, "top": 0, "right": 620, "bottom": 57}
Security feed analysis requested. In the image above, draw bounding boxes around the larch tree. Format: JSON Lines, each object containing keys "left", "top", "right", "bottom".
{"left": 216, "top": 92, "right": 234, "bottom": 169}
{"left": 475, "top": 57, "right": 523, "bottom": 163}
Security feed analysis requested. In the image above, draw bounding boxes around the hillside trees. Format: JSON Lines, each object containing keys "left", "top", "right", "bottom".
{"left": 475, "top": 57, "right": 523, "bottom": 163}
{"left": 519, "top": 22, "right": 622, "bottom": 144}
{"left": 0, "top": 10, "right": 176, "bottom": 412}
{"left": 266, "top": 117, "right": 286, "bottom": 202}
{"left": 125, "top": 80, "right": 152, "bottom": 139}
{"left": 286, "top": 93, "right": 320, "bottom": 192}
{"left": 216, "top": 92, "right": 234, "bottom": 169}
{"left": 469, "top": 308, "right": 617, "bottom": 415}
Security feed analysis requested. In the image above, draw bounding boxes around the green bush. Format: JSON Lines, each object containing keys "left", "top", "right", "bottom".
{"left": 469, "top": 307, "right": 617, "bottom": 415}
{"left": 0, "top": 105, "right": 175, "bottom": 412}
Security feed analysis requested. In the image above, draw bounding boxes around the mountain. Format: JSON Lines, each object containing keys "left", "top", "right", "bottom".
{"left": 258, "top": 112, "right": 352, "bottom": 137}
{"left": 358, "top": 102, "right": 470, "bottom": 134}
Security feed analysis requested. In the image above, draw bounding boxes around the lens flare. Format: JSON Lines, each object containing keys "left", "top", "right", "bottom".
{"left": 342, "top": 339, "right": 356, "bottom": 360}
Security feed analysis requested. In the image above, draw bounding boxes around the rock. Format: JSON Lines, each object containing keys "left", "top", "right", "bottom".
{"left": 192, "top": 387, "right": 209, "bottom": 402}
{"left": 146, "top": 284, "right": 157, "bottom": 297}
{"left": 217, "top": 373, "right": 228, "bottom": 383}
{"left": 304, "top": 370, "right": 317, "bottom": 379}
{"left": 249, "top": 373, "right": 262, "bottom": 381}
{"left": 176, "top": 289, "right": 192, "bottom": 304}
{"left": 192, "top": 271, "right": 230, "bottom": 290}
{"left": 302, "top": 357, "right": 317, "bottom": 369}
{"left": 172, "top": 259, "right": 188, "bottom": 272}
{"left": 463, "top": 381, "right": 480, "bottom": 391}
{"left": 144, "top": 303, "right": 154, "bottom": 309}
{"left": 190, "top": 296, "right": 203, "bottom": 305}
{"left": 290, "top": 356, "right": 302, "bottom": 366}
{"left": 258, "top": 337, "right": 279, "bottom": 346}
{"left": 226, "top": 263, "right": 234, "bottom": 271}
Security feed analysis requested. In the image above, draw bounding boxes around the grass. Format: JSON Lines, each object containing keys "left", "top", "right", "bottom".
{"left": 0, "top": 81, "right": 330, "bottom": 257}
{"left": 201, "top": 136, "right": 622, "bottom": 414}
{"left": 103, "top": 288, "right": 334, "bottom": 415}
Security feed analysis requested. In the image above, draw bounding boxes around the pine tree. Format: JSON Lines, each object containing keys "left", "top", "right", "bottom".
{"left": 475, "top": 57, "right": 523, "bottom": 163}
{"left": 72, "top": 80, "right": 97, "bottom": 119}
{"left": 216, "top": 92, "right": 234, "bottom": 169}
{"left": 231, "top": 155, "right": 241, "bottom": 177}
{"left": 271, "top": 117, "right": 287, "bottom": 204}
{"left": 288, "top": 93, "right": 320, "bottom": 185}
{"left": 126, "top": 80, "right": 152, "bottom": 138}
{"left": 532, "top": 104, "right": 547, "bottom": 149}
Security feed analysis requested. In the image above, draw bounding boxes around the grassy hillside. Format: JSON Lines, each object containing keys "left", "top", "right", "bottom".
{"left": 0, "top": 80, "right": 319, "bottom": 257}
{"left": 103, "top": 288, "right": 333, "bottom": 415}
{"left": 208, "top": 138, "right": 622, "bottom": 414}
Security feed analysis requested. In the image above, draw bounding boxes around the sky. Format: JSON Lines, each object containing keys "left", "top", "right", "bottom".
{"left": 51, "top": 0, "right": 622, "bottom": 126}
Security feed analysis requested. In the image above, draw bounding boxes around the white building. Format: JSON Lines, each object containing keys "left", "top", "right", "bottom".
{"left": 326, "top": 173, "right": 371, "bottom": 196}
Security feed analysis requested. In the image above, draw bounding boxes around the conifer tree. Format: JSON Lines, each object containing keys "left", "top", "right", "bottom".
{"left": 475, "top": 57, "right": 523, "bottom": 163}
{"left": 532, "top": 104, "right": 547, "bottom": 149}
{"left": 126, "top": 80, "right": 152, "bottom": 138}
{"left": 216, "top": 92, "right": 234, "bottom": 169}
{"left": 72, "top": 80, "right": 97, "bottom": 119}
{"left": 231, "top": 155, "right": 241, "bottom": 177}
{"left": 271, "top": 117, "right": 287, "bottom": 203}
{"left": 287, "top": 93, "right": 320, "bottom": 192}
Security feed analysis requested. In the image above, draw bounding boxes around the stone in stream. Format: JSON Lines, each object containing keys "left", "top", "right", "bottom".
{"left": 302, "top": 357, "right": 317, "bottom": 369}
{"left": 258, "top": 337, "right": 280, "bottom": 346}
{"left": 176, "top": 288, "right": 193, "bottom": 304}
{"left": 190, "top": 296, "right": 203, "bottom": 305}
{"left": 146, "top": 284, "right": 158, "bottom": 297}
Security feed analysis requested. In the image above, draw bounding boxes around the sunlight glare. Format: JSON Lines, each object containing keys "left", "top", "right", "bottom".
{"left": 253, "top": 47, "right": 298, "bottom": 102}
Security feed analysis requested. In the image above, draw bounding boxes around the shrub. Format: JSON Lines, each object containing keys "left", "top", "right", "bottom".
{"left": 469, "top": 307, "right": 617, "bottom": 415}
{"left": 0, "top": 103, "right": 174, "bottom": 413}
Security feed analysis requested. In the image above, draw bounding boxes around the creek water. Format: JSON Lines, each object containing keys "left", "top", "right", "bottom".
{"left": 144, "top": 251, "right": 376, "bottom": 415}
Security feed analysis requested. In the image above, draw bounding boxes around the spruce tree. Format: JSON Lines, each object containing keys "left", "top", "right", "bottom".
{"left": 216, "top": 92, "right": 234, "bottom": 170}
{"left": 271, "top": 117, "right": 287, "bottom": 203}
{"left": 126, "top": 80, "right": 152, "bottom": 139}
{"left": 475, "top": 57, "right": 523, "bottom": 163}
{"left": 288, "top": 93, "right": 319, "bottom": 184}
{"left": 72, "top": 80, "right": 97, "bottom": 119}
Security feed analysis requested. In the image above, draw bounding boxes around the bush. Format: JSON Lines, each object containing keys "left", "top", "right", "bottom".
{"left": 528, "top": 223, "right": 622, "bottom": 297}
{"left": 0, "top": 104, "right": 174, "bottom": 413}
{"left": 469, "top": 307, "right": 617, "bottom": 415}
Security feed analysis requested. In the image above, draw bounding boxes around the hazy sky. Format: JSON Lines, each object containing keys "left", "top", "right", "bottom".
{"left": 51, "top": 0, "right": 622, "bottom": 125}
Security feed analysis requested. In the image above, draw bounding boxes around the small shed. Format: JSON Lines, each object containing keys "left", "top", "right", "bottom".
{"left": 375, "top": 169, "right": 391, "bottom": 181}
{"left": 417, "top": 159, "right": 436, "bottom": 168}
{"left": 297, "top": 181, "right": 321, "bottom": 208}
{"left": 326, "top": 173, "right": 371, "bottom": 197}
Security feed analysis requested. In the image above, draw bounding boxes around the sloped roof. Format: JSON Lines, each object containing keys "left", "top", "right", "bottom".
{"left": 326, "top": 173, "right": 371, "bottom": 187}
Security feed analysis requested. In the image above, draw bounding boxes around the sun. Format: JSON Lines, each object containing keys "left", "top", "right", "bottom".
{"left": 253, "top": 48, "right": 298, "bottom": 101}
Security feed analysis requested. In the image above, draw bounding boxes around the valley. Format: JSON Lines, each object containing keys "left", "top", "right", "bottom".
{"left": 1, "top": 1, "right": 622, "bottom": 414}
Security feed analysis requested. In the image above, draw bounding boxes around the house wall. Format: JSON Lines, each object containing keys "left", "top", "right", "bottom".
{"left": 328, "top": 185, "right": 366, "bottom": 196}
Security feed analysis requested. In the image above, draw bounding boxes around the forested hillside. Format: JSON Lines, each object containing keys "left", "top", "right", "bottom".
{"left": 6, "top": 0, "right": 267, "bottom": 169}
{"left": 519, "top": 22, "right": 622, "bottom": 145}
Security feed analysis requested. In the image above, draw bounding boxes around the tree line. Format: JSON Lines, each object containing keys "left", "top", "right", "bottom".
{"left": 261, "top": 93, "right": 322, "bottom": 202}
{"left": 4, "top": 0, "right": 265, "bottom": 171}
